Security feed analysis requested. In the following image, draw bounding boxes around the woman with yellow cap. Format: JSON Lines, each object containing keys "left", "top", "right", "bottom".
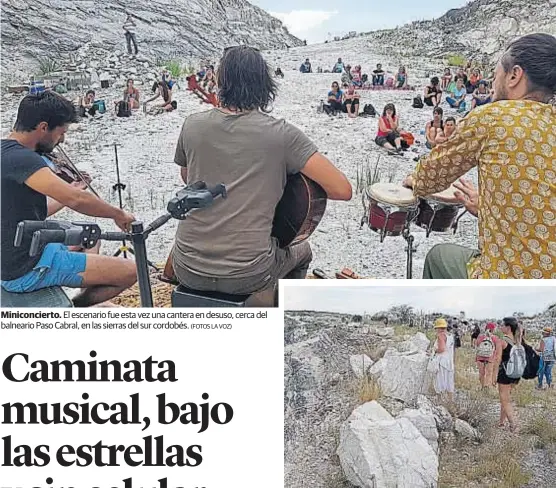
{"left": 432, "top": 318, "right": 455, "bottom": 399}
{"left": 536, "top": 327, "right": 555, "bottom": 390}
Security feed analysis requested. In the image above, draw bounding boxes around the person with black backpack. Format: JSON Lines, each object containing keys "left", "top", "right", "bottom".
{"left": 494, "top": 317, "right": 524, "bottom": 432}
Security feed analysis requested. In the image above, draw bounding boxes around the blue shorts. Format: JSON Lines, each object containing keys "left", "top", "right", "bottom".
{"left": 475, "top": 97, "right": 491, "bottom": 106}
{"left": 1, "top": 243, "right": 86, "bottom": 293}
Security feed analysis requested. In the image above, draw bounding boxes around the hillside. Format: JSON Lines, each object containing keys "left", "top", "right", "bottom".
{"left": 360, "top": 0, "right": 556, "bottom": 62}
{"left": 0, "top": 0, "right": 301, "bottom": 82}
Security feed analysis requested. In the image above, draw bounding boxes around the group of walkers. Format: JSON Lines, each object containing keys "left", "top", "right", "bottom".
{"left": 429, "top": 317, "right": 554, "bottom": 433}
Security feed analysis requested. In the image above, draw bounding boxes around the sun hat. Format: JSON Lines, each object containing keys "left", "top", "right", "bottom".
{"left": 486, "top": 322, "right": 496, "bottom": 331}
{"left": 434, "top": 318, "right": 447, "bottom": 329}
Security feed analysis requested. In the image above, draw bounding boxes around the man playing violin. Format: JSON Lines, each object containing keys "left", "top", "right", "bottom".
{"left": 404, "top": 33, "right": 556, "bottom": 279}
{"left": 1, "top": 91, "right": 137, "bottom": 306}
{"left": 171, "top": 46, "right": 352, "bottom": 296}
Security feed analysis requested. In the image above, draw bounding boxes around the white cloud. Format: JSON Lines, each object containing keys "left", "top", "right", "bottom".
{"left": 270, "top": 10, "right": 338, "bottom": 39}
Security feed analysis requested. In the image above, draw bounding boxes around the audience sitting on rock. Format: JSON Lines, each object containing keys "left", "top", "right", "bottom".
{"left": 446, "top": 78, "right": 467, "bottom": 112}
{"left": 123, "top": 78, "right": 140, "bottom": 109}
{"left": 425, "top": 106, "right": 444, "bottom": 149}
{"left": 466, "top": 68, "right": 481, "bottom": 93}
{"left": 343, "top": 85, "right": 360, "bottom": 118}
{"left": 79, "top": 90, "right": 99, "bottom": 117}
{"left": 201, "top": 66, "right": 215, "bottom": 91}
{"left": 332, "top": 58, "right": 345, "bottom": 73}
{"left": 424, "top": 76, "right": 442, "bottom": 107}
{"left": 441, "top": 68, "right": 452, "bottom": 90}
{"left": 434, "top": 116, "right": 456, "bottom": 145}
{"left": 471, "top": 80, "right": 492, "bottom": 110}
{"left": 351, "top": 65, "right": 362, "bottom": 87}
{"left": 361, "top": 73, "right": 371, "bottom": 88}
{"left": 300, "top": 58, "right": 312, "bottom": 73}
{"left": 275, "top": 67, "right": 284, "bottom": 78}
{"left": 323, "top": 81, "right": 343, "bottom": 115}
{"left": 161, "top": 70, "right": 177, "bottom": 91}
{"left": 454, "top": 67, "right": 468, "bottom": 86}
{"left": 341, "top": 65, "right": 352, "bottom": 84}
{"left": 395, "top": 66, "right": 408, "bottom": 88}
{"left": 375, "top": 103, "right": 403, "bottom": 154}
{"left": 144, "top": 80, "right": 176, "bottom": 113}
{"left": 372, "top": 64, "right": 385, "bottom": 85}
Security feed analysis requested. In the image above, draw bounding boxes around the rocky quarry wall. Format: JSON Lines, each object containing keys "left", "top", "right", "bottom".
{"left": 1, "top": 0, "right": 302, "bottom": 83}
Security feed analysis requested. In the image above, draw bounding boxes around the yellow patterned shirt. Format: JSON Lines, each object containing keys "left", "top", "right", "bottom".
{"left": 413, "top": 100, "right": 556, "bottom": 279}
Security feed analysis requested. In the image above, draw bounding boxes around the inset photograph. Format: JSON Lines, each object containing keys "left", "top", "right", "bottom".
{"left": 284, "top": 284, "right": 556, "bottom": 488}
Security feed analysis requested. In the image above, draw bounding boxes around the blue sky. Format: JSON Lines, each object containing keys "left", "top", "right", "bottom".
{"left": 284, "top": 285, "right": 556, "bottom": 318}
{"left": 251, "top": 0, "right": 469, "bottom": 44}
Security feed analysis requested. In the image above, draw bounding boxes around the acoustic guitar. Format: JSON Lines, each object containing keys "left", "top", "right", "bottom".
{"left": 161, "top": 173, "right": 327, "bottom": 283}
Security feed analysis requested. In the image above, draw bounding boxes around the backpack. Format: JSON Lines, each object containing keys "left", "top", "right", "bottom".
{"left": 522, "top": 343, "right": 540, "bottom": 380}
{"left": 476, "top": 332, "right": 495, "bottom": 359}
{"left": 363, "top": 103, "right": 376, "bottom": 116}
{"left": 116, "top": 100, "right": 131, "bottom": 117}
{"left": 542, "top": 336, "right": 556, "bottom": 362}
{"left": 412, "top": 96, "right": 424, "bottom": 108}
{"left": 503, "top": 335, "right": 527, "bottom": 379}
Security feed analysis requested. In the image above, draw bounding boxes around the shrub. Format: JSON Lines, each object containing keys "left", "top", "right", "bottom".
{"left": 37, "top": 57, "right": 59, "bottom": 75}
{"left": 447, "top": 54, "right": 467, "bottom": 67}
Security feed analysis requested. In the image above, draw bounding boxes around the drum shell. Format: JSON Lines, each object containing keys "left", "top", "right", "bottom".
{"left": 416, "top": 199, "right": 461, "bottom": 233}
{"left": 368, "top": 199, "right": 416, "bottom": 237}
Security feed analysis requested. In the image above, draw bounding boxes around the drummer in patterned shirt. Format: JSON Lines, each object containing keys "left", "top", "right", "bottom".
{"left": 403, "top": 33, "right": 556, "bottom": 279}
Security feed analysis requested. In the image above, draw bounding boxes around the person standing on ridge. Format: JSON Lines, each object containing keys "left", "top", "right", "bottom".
{"left": 123, "top": 14, "right": 138, "bottom": 55}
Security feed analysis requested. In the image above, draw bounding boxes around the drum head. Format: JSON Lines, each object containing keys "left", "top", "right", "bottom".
{"left": 368, "top": 182, "right": 417, "bottom": 206}
{"left": 428, "top": 185, "right": 462, "bottom": 205}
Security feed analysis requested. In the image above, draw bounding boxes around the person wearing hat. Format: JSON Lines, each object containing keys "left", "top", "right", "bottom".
{"left": 470, "top": 80, "right": 492, "bottom": 110}
{"left": 536, "top": 327, "right": 555, "bottom": 390}
{"left": 475, "top": 322, "right": 499, "bottom": 388}
{"left": 431, "top": 318, "right": 455, "bottom": 399}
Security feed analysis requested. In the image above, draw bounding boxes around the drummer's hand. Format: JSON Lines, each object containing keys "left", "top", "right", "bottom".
{"left": 403, "top": 174, "right": 414, "bottom": 189}
{"left": 453, "top": 178, "right": 478, "bottom": 217}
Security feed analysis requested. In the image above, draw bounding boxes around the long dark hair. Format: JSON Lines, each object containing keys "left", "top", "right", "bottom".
{"left": 382, "top": 103, "right": 396, "bottom": 117}
{"left": 502, "top": 317, "right": 520, "bottom": 342}
{"left": 501, "top": 33, "right": 556, "bottom": 99}
{"left": 217, "top": 46, "right": 277, "bottom": 112}
{"left": 158, "top": 81, "right": 170, "bottom": 103}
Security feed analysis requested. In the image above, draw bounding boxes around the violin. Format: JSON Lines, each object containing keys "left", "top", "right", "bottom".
{"left": 42, "top": 146, "right": 100, "bottom": 198}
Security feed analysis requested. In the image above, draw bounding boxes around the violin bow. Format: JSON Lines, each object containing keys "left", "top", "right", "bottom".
{"left": 56, "top": 145, "right": 101, "bottom": 199}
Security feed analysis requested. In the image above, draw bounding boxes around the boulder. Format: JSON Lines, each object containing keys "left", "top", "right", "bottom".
{"left": 369, "top": 352, "right": 431, "bottom": 403}
{"left": 350, "top": 354, "right": 374, "bottom": 379}
{"left": 338, "top": 401, "right": 439, "bottom": 488}
{"left": 399, "top": 408, "right": 439, "bottom": 453}
{"left": 398, "top": 332, "right": 431, "bottom": 353}
{"left": 454, "top": 419, "right": 481, "bottom": 441}
{"left": 415, "top": 395, "right": 454, "bottom": 432}
{"left": 376, "top": 327, "right": 394, "bottom": 338}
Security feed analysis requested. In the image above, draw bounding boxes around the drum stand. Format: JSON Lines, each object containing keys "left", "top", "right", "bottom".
{"left": 402, "top": 227, "right": 416, "bottom": 279}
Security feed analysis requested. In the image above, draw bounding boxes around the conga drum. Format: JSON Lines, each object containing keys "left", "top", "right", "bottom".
{"left": 416, "top": 185, "right": 463, "bottom": 237}
{"left": 365, "top": 183, "right": 419, "bottom": 241}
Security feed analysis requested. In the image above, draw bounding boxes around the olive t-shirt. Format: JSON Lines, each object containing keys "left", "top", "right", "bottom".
{"left": 173, "top": 109, "right": 318, "bottom": 278}
{"left": 1, "top": 139, "right": 48, "bottom": 280}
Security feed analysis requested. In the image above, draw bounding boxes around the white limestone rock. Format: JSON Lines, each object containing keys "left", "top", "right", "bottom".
{"left": 454, "top": 419, "right": 481, "bottom": 441}
{"left": 337, "top": 401, "right": 439, "bottom": 488}
{"left": 399, "top": 407, "right": 439, "bottom": 453}
{"left": 350, "top": 354, "right": 374, "bottom": 379}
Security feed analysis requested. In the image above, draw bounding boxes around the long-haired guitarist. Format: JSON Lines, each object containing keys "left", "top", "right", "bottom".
{"left": 1, "top": 92, "right": 137, "bottom": 306}
{"left": 171, "top": 45, "right": 352, "bottom": 295}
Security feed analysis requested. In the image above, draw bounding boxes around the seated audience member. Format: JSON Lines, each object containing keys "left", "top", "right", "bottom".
{"left": 375, "top": 103, "right": 403, "bottom": 154}
{"left": 79, "top": 90, "right": 98, "bottom": 117}
{"left": 275, "top": 67, "right": 284, "bottom": 78}
{"left": 162, "top": 70, "right": 177, "bottom": 91}
{"left": 351, "top": 65, "right": 362, "bottom": 87}
{"left": 396, "top": 66, "right": 408, "bottom": 88}
{"left": 425, "top": 106, "right": 444, "bottom": 149}
{"left": 471, "top": 80, "right": 492, "bottom": 109}
{"left": 467, "top": 68, "right": 481, "bottom": 93}
{"left": 144, "top": 80, "right": 176, "bottom": 112}
{"left": 332, "top": 58, "right": 345, "bottom": 73}
{"left": 441, "top": 68, "right": 452, "bottom": 90}
{"left": 341, "top": 64, "right": 352, "bottom": 84}
{"left": 454, "top": 67, "right": 468, "bottom": 86}
{"left": 201, "top": 66, "right": 215, "bottom": 91}
{"left": 343, "top": 85, "right": 360, "bottom": 118}
{"left": 1, "top": 92, "right": 137, "bottom": 305}
{"left": 300, "top": 58, "right": 312, "bottom": 73}
{"left": 434, "top": 116, "right": 457, "bottom": 144}
{"left": 424, "top": 77, "right": 442, "bottom": 107}
{"left": 446, "top": 78, "right": 467, "bottom": 112}
{"left": 123, "top": 78, "right": 140, "bottom": 109}
{"left": 372, "top": 64, "right": 385, "bottom": 85}
{"left": 324, "top": 82, "right": 343, "bottom": 114}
